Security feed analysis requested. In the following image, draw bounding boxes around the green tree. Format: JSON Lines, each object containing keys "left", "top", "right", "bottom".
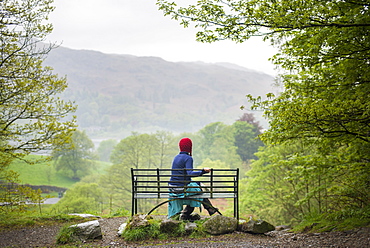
{"left": 1, "top": 0, "right": 76, "bottom": 163}
{"left": 101, "top": 133, "right": 158, "bottom": 211}
{"left": 232, "top": 120, "right": 263, "bottom": 161}
{"left": 157, "top": 0, "right": 370, "bottom": 221}
{"left": 52, "top": 130, "right": 96, "bottom": 180}
{"left": 0, "top": 0, "right": 76, "bottom": 210}
{"left": 97, "top": 139, "right": 118, "bottom": 162}
{"left": 208, "top": 125, "right": 242, "bottom": 169}
{"left": 157, "top": 0, "right": 370, "bottom": 142}
{"left": 55, "top": 182, "right": 104, "bottom": 213}
{"left": 195, "top": 122, "right": 227, "bottom": 164}
{"left": 240, "top": 143, "right": 304, "bottom": 224}
{"left": 242, "top": 140, "right": 370, "bottom": 225}
{"left": 152, "top": 131, "right": 177, "bottom": 169}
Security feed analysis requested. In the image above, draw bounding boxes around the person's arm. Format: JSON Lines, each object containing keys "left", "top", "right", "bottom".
{"left": 185, "top": 157, "right": 210, "bottom": 177}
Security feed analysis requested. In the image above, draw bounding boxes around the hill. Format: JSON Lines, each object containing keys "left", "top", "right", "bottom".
{"left": 44, "top": 46, "right": 275, "bottom": 140}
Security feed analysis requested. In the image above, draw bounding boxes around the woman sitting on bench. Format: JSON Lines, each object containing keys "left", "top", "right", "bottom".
{"left": 169, "top": 137, "right": 218, "bottom": 220}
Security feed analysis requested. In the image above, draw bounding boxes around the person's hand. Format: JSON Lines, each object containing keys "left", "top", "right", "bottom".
{"left": 203, "top": 168, "right": 211, "bottom": 173}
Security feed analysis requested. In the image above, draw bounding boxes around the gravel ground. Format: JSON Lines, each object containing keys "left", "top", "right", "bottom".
{"left": 0, "top": 216, "right": 369, "bottom": 247}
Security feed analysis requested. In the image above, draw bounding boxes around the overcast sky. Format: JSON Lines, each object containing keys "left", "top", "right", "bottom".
{"left": 47, "top": 0, "right": 278, "bottom": 75}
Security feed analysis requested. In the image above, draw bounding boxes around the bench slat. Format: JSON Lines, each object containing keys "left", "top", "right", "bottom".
{"left": 134, "top": 192, "right": 236, "bottom": 199}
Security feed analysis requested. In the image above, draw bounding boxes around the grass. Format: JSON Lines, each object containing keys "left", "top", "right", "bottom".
{"left": 8, "top": 155, "right": 111, "bottom": 188}
{"left": 0, "top": 205, "right": 86, "bottom": 231}
{"left": 56, "top": 225, "right": 82, "bottom": 244}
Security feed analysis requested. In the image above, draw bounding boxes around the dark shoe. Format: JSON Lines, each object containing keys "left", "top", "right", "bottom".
{"left": 207, "top": 207, "right": 218, "bottom": 216}
{"left": 190, "top": 213, "right": 201, "bottom": 221}
{"left": 180, "top": 213, "right": 191, "bottom": 220}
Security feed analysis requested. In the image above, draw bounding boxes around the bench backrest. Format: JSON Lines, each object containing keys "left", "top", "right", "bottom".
{"left": 131, "top": 168, "right": 239, "bottom": 218}
{"left": 131, "top": 168, "right": 239, "bottom": 197}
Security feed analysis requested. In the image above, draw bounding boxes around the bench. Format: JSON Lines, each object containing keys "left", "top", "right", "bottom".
{"left": 131, "top": 168, "right": 239, "bottom": 219}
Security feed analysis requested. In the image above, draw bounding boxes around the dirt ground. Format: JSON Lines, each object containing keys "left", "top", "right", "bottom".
{"left": 0, "top": 216, "right": 369, "bottom": 247}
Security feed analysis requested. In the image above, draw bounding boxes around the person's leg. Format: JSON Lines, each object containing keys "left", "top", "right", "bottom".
{"left": 180, "top": 205, "right": 194, "bottom": 220}
{"left": 202, "top": 198, "right": 218, "bottom": 215}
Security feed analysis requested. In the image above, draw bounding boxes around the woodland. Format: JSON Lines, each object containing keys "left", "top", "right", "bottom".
{"left": 1, "top": 0, "right": 369, "bottom": 231}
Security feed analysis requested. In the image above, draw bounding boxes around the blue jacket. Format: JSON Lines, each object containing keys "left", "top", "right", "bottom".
{"left": 170, "top": 152, "right": 205, "bottom": 186}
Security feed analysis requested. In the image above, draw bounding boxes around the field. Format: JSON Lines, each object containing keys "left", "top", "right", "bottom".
{"left": 8, "top": 155, "right": 111, "bottom": 189}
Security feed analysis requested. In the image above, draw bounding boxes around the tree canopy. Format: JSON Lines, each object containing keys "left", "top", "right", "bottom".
{"left": 0, "top": 0, "right": 76, "bottom": 211}
{"left": 157, "top": 0, "right": 370, "bottom": 143}
{"left": 157, "top": 0, "right": 370, "bottom": 222}
{"left": 52, "top": 130, "right": 97, "bottom": 180}
{"left": 0, "top": 0, "right": 76, "bottom": 164}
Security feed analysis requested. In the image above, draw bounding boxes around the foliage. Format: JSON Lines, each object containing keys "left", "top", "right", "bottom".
{"left": 52, "top": 130, "right": 97, "bottom": 180}
{"left": 99, "top": 121, "right": 260, "bottom": 213}
{"left": 194, "top": 119, "right": 262, "bottom": 176}
{"left": 195, "top": 122, "right": 242, "bottom": 168}
{"left": 237, "top": 113, "right": 263, "bottom": 134}
{"left": 241, "top": 140, "right": 370, "bottom": 225}
{"left": 0, "top": 0, "right": 76, "bottom": 211}
{"left": 56, "top": 225, "right": 81, "bottom": 244}
{"left": 101, "top": 131, "right": 177, "bottom": 211}
{"left": 0, "top": 0, "right": 76, "bottom": 164}
{"left": 122, "top": 220, "right": 162, "bottom": 241}
{"left": 0, "top": 182, "right": 44, "bottom": 214}
{"left": 292, "top": 208, "right": 370, "bottom": 233}
{"left": 157, "top": 0, "right": 370, "bottom": 225}
{"left": 122, "top": 218, "right": 189, "bottom": 241}
{"left": 232, "top": 121, "right": 263, "bottom": 161}
{"left": 122, "top": 217, "right": 213, "bottom": 242}
{"left": 54, "top": 182, "right": 104, "bottom": 213}
{"left": 97, "top": 139, "right": 117, "bottom": 162}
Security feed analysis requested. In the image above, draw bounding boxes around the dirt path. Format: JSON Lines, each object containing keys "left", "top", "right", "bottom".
{"left": 0, "top": 217, "right": 369, "bottom": 247}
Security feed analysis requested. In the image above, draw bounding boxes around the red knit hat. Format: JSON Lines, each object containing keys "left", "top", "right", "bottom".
{"left": 179, "top": 138, "right": 192, "bottom": 154}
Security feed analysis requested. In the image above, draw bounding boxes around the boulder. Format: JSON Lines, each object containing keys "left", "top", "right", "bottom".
{"left": 68, "top": 213, "right": 101, "bottom": 218}
{"left": 238, "top": 217, "right": 275, "bottom": 234}
{"left": 117, "top": 223, "right": 127, "bottom": 236}
{"left": 185, "top": 222, "right": 197, "bottom": 234}
{"left": 202, "top": 215, "right": 238, "bottom": 235}
{"left": 69, "top": 220, "right": 102, "bottom": 241}
{"left": 275, "top": 225, "right": 291, "bottom": 231}
{"left": 160, "top": 219, "right": 181, "bottom": 233}
{"left": 127, "top": 214, "right": 150, "bottom": 229}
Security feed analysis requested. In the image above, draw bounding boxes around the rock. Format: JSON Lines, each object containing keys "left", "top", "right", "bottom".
{"left": 117, "top": 223, "right": 127, "bottom": 236}
{"left": 202, "top": 215, "right": 238, "bottom": 235}
{"left": 238, "top": 217, "right": 275, "bottom": 234}
{"left": 127, "top": 214, "right": 150, "bottom": 229}
{"left": 275, "top": 225, "right": 291, "bottom": 231}
{"left": 185, "top": 222, "right": 197, "bottom": 234}
{"left": 69, "top": 220, "right": 102, "bottom": 241}
{"left": 160, "top": 219, "right": 181, "bottom": 233}
{"left": 68, "top": 213, "right": 101, "bottom": 218}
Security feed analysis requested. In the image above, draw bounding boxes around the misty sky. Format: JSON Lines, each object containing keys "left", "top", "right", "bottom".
{"left": 47, "top": 0, "right": 277, "bottom": 75}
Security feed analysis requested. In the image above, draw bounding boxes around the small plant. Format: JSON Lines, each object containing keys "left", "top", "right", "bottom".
{"left": 56, "top": 225, "right": 81, "bottom": 244}
{"left": 121, "top": 216, "right": 211, "bottom": 242}
{"left": 188, "top": 219, "right": 210, "bottom": 238}
{"left": 122, "top": 221, "right": 161, "bottom": 241}
{"left": 111, "top": 208, "right": 130, "bottom": 217}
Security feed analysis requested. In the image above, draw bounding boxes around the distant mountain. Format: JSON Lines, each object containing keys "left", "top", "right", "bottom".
{"left": 44, "top": 46, "right": 275, "bottom": 140}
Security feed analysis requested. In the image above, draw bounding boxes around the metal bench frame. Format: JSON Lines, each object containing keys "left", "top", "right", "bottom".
{"left": 131, "top": 168, "right": 239, "bottom": 219}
